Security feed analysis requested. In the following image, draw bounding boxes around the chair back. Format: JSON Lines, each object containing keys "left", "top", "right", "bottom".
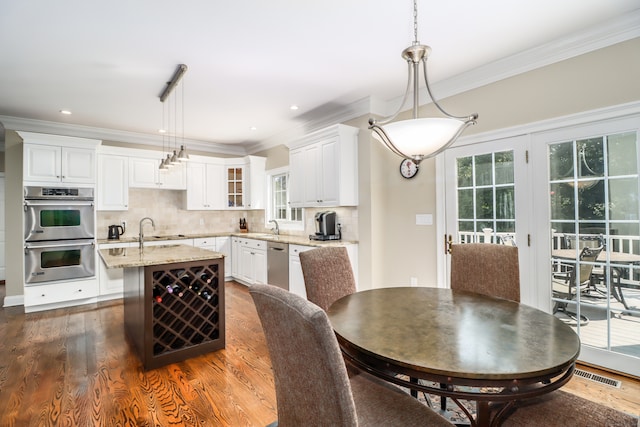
{"left": 565, "top": 234, "right": 604, "bottom": 250}
{"left": 450, "top": 243, "right": 520, "bottom": 302}
{"left": 250, "top": 284, "right": 358, "bottom": 426}
{"left": 575, "top": 246, "right": 602, "bottom": 285}
{"left": 299, "top": 247, "right": 356, "bottom": 311}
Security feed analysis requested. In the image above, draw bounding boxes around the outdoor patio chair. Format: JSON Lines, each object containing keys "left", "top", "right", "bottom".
{"left": 249, "top": 284, "right": 453, "bottom": 427}
{"left": 552, "top": 246, "right": 603, "bottom": 326}
{"left": 299, "top": 246, "right": 356, "bottom": 312}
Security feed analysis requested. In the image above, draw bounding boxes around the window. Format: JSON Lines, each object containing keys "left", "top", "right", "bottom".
{"left": 266, "top": 167, "right": 303, "bottom": 229}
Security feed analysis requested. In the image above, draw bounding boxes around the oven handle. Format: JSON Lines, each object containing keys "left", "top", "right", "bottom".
{"left": 25, "top": 241, "right": 95, "bottom": 251}
{"left": 24, "top": 199, "right": 95, "bottom": 210}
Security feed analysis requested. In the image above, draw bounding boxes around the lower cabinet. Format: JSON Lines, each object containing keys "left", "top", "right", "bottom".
{"left": 193, "top": 237, "right": 231, "bottom": 280}
{"left": 98, "top": 241, "right": 137, "bottom": 300}
{"left": 24, "top": 277, "right": 99, "bottom": 313}
{"left": 233, "top": 238, "right": 266, "bottom": 285}
{"left": 288, "top": 244, "right": 315, "bottom": 298}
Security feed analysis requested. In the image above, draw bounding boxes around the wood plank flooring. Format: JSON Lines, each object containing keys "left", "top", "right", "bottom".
{"left": 0, "top": 281, "right": 638, "bottom": 426}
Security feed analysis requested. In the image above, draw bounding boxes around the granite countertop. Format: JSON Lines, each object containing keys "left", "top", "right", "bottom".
{"left": 98, "top": 232, "right": 356, "bottom": 247}
{"left": 99, "top": 244, "right": 224, "bottom": 269}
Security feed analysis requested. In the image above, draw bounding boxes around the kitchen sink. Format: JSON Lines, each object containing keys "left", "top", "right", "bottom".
{"left": 150, "top": 234, "right": 187, "bottom": 239}
{"left": 252, "top": 233, "right": 279, "bottom": 240}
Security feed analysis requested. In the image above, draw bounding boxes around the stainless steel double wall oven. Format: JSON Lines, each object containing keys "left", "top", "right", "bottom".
{"left": 24, "top": 186, "right": 96, "bottom": 284}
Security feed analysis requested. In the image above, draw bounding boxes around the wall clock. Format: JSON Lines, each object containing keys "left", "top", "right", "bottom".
{"left": 399, "top": 159, "right": 419, "bottom": 179}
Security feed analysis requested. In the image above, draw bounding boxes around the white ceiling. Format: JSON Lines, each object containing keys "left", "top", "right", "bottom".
{"left": 0, "top": 1, "right": 638, "bottom": 153}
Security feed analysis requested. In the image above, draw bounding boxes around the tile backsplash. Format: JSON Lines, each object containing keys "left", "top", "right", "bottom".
{"left": 97, "top": 188, "right": 358, "bottom": 241}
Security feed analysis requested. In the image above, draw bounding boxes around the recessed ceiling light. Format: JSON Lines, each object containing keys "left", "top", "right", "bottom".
{"left": 59, "top": 109, "right": 72, "bottom": 115}
{"left": 250, "top": 126, "right": 257, "bottom": 131}
{"left": 158, "top": 129, "right": 167, "bottom": 134}
{"left": 290, "top": 105, "right": 299, "bottom": 110}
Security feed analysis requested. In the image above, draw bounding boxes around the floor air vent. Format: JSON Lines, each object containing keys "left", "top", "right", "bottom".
{"left": 574, "top": 369, "right": 622, "bottom": 388}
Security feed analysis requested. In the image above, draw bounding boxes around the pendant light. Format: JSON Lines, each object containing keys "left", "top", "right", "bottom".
{"left": 159, "top": 64, "right": 189, "bottom": 169}
{"left": 369, "top": 0, "right": 478, "bottom": 166}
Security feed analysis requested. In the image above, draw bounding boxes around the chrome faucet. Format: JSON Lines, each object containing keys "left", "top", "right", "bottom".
{"left": 139, "top": 217, "right": 155, "bottom": 250}
{"left": 269, "top": 219, "right": 279, "bottom": 235}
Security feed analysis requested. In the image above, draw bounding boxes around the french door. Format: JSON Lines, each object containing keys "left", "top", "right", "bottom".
{"left": 531, "top": 115, "right": 640, "bottom": 377}
{"left": 443, "top": 136, "right": 534, "bottom": 305}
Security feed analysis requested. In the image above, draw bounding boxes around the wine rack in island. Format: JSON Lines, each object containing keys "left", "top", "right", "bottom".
{"left": 124, "top": 258, "right": 225, "bottom": 370}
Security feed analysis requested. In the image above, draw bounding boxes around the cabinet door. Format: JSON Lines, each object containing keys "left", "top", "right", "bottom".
{"left": 303, "top": 144, "right": 320, "bottom": 205}
{"left": 97, "top": 154, "right": 128, "bottom": 211}
{"left": 319, "top": 138, "right": 339, "bottom": 205}
{"left": 205, "top": 163, "right": 225, "bottom": 209}
{"left": 231, "top": 237, "right": 241, "bottom": 278}
{"left": 159, "top": 163, "right": 186, "bottom": 189}
{"left": 186, "top": 162, "right": 207, "bottom": 209}
{"left": 215, "top": 236, "right": 231, "bottom": 276}
{"left": 129, "top": 157, "right": 159, "bottom": 188}
{"left": 24, "top": 144, "right": 61, "bottom": 182}
{"left": 226, "top": 165, "right": 244, "bottom": 208}
{"left": 239, "top": 244, "right": 254, "bottom": 283}
{"left": 253, "top": 249, "right": 267, "bottom": 284}
{"left": 62, "top": 147, "right": 95, "bottom": 183}
{"left": 289, "top": 148, "right": 306, "bottom": 206}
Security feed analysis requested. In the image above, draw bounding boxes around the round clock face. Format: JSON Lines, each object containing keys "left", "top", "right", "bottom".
{"left": 399, "top": 159, "right": 419, "bottom": 179}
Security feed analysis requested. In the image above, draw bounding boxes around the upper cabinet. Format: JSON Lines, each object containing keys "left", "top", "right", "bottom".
{"left": 289, "top": 124, "right": 359, "bottom": 207}
{"left": 185, "top": 159, "right": 225, "bottom": 210}
{"left": 129, "top": 156, "right": 186, "bottom": 190}
{"left": 20, "top": 132, "right": 101, "bottom": 185}
{"left": 225, "top": 156, "right": 266, "bottom": 210}
{"left": 97, "top": 150, "right": 129, "bottom": 211}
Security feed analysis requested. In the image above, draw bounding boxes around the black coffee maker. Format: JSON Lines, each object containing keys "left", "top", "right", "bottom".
{"left": 108, "top": 224, "right": 125, "bottom": 240}
{"left": 310, "top": 211, "right": 341, "bottom": 241}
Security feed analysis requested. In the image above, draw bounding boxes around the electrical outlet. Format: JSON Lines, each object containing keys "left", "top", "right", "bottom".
{"left": 199, "top": 218, "right": 204, "bottom": 226}
{"left": 410, "top": 277, "right": 418, "bottom": 287}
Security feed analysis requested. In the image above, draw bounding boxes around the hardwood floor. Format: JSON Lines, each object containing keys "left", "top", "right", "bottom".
{"left": 0, "top": 281, "right": 638, "bottom": 426}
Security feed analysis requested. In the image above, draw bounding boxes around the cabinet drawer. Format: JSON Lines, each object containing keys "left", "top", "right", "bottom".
{"left": 193, "top": 237, "right": 216, "bottom": 247}
{"left": 25, "top": 279, "right": 98, "bottom": 306}
{"left": 290, "top": 244, "right": 315, "bottom": 256}
{"left": 240, "top": 238, "right": 266, "bottom": 251}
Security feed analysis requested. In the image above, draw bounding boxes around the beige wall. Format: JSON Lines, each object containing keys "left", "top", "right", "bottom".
{"left": 4, "top": 131, "right": 23, "bottom": 299}
{"left": 364, "top": 37, "right": 640, "bottom": 290}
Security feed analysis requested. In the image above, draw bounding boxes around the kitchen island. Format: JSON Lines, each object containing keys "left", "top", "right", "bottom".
{"left": 100, "top": 244, "right": 225, "bottom": 370}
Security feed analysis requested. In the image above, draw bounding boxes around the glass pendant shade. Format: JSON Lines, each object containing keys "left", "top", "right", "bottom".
{"left": 369, "top": 1, "right": 477, "bottom": 166}
{"left": 371, "top": 117, "right": 470, "bottom": 161}
{"left": 164, "top": 153, "right": 175, "bottom": 168}
{"left": 159, "top": 158, "right": 169, "bottom": 170}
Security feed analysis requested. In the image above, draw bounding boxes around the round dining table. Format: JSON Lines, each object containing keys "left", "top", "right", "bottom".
{"left": 327, "top": 287, "right": 581, "bottom": 427}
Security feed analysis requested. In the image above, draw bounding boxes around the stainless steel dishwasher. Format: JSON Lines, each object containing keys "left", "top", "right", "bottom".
{"left": 267, "top": 241, "right": 289, "bottom": 290}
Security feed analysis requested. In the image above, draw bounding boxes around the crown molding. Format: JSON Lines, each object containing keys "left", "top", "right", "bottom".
{"left": 0, "top": 115, "right": 246, "bottom": 156}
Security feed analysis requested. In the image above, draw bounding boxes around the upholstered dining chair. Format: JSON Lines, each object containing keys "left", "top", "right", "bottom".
{"left": 449, "top": 243, "right": 520, "bottom": 302}
{"left": 502, "top": 389, "right": 639, "bottom": 426}
{"left": 552, "top": 246, "right": 603, "bottom": 325}
{"left": 299, "top": 246, "right": 356, "bottom": 311}
{"left": 250, "top": 284, "right": 453, "bottom": 427}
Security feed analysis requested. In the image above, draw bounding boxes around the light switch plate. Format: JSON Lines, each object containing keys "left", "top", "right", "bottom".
{"left": 416, "top": 214, "right": 433, "bottom": 226}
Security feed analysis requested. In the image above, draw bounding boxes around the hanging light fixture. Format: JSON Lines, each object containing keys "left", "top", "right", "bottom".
{"left": 159, "top": 64, "right": 189, "bottom": 169}
{"left": 369, "top": 0, "right": 478, "bottom": 166}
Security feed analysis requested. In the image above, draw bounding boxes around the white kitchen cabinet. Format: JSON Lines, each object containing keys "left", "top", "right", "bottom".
{"left": 24, "top": 143, "right": 96, "bottom": 184}
{"left": 129, "top": 156, "right": 186, "bottom": 189}
{"left": 289, "top": 124, "right": 359, "bottom": 207}
{"left": 97, "top": 241, "right": 137, "bottom": 300}
{"left": 236, "top": 238, "right": 267, "bottom": 285}
{"left": 97, "top": 153, "right": 129, "bottom": 210}
{"left": 185, "top": 161, "right": 225, "bottom": 210}
{"left": 231, "top": 236, "right": 241, "bottom": 278}
{"left": 24, "top": 277, "right": 99, "bottom": 313}
{"left": 288, "top": 244, "right": 315, "bottom": 298}
{"left": 193, "top": 236, "right": 231, "bottom": 279}
{"left": 225, "top": 156, "right": 266, "bottom": 210}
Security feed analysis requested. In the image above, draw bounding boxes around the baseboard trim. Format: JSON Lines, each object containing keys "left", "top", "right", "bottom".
{"left": 3, "top": 294, "right": 24, "bottom": 307}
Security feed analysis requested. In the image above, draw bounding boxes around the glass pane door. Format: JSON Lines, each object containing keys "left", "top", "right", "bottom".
{"left": 444, "top": 136, "right": 530, "bottom": 302}
{"left": 548, "top": 130, "right": 640, "bottom": 373}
